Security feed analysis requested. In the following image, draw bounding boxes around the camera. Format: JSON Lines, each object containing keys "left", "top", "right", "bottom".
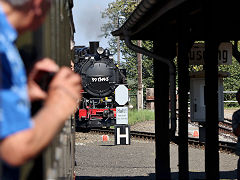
{"left": 34, "top": 70, "right": 56, "bottom": 91}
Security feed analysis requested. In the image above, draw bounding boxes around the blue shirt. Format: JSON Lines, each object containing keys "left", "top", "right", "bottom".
{"left": 0, "top": 6, "right": 32, "bottom": 140}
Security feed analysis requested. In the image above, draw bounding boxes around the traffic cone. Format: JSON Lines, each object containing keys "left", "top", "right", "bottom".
{"left": 102, "top": 135, "right": 109, "bottom": 142}
{"left": 193, "top": 130, "right": 199, "bottom": 137}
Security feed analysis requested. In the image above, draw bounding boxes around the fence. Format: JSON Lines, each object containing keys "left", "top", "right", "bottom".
{"left": 223, "top": 91, "right": 238, "bottom": 107}
{"left": 129, "top": 90, "right": 238, "bottom": 110}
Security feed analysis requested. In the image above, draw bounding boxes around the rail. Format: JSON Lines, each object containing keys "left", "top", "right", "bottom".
{"left": 90, "top": 128, "right": 236, "bottom": 154}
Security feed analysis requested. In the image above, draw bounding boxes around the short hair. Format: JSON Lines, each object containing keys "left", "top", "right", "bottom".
{"left": 4, "top": 0, "right": 51, "bottom": 7}
{"left": 4, "top": 0, "right": 30, "bottom": 6}
{"left": 236, "top": 88, "right": 240, "bottom": 105}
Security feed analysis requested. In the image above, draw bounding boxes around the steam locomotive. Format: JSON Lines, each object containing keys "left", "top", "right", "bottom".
{"left": 74, "top": 42, "right": 127, "bottom": 130}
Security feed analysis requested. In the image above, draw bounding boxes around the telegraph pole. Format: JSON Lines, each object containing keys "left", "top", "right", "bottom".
{"left": 137, "top": 40, "right": 143, "bottom": 110}
{"left": 117, "top": 36, "right": 120, "bottom": 66}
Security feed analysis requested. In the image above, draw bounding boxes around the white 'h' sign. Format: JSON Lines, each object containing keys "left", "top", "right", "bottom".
{"left": 116, "top": 127, "right": 129, "bottom": 145}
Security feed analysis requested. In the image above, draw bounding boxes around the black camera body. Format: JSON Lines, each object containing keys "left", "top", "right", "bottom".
{"left": 34, "top": 71, "right": 56, "bottom": 91}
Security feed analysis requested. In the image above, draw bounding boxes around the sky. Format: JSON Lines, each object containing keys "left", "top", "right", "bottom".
{"left": 72, "top": 0, "right": 114, "bottom": 48}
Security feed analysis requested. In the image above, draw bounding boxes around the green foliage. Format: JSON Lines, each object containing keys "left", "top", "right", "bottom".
{"left": 219, "top": 57, "right": 240, "bottom": 91}
{"left": 122, "top": 40, "right": 154, "bottom": 97}
{"left": 128, "top": 94, "right": 137, "bottom": 109}
{"left": 101, "top": 0, "right": 154, "bottom": 97}
{"left": 219, "top": 57, "right": 240, "bottom": 107}
{"left": 101, "top": 0, "right": 138, "bottom": 43}
{"left": 128, "top": 109, "right": 155, "bottom": 125}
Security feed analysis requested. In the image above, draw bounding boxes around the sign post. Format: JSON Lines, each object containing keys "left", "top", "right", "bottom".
{"left": 114, "top": 85, "right": 130, "bottom": 145}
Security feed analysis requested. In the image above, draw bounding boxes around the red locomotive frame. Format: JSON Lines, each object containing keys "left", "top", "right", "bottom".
{"left": 79, "top": 108, "right": 116, "bottom": 120}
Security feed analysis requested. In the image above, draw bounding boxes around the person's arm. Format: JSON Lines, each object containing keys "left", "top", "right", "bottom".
{"left": 0, "top": 67, "right": 82, "bottom": 166}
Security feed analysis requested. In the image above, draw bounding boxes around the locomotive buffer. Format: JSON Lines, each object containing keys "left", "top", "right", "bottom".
{"left": 114, "top": 85, "right": 130, "bottom": 145}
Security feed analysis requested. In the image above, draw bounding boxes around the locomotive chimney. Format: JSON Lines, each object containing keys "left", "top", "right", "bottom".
{"left": 89, "top": 41, "right": 99, "bottom": 54}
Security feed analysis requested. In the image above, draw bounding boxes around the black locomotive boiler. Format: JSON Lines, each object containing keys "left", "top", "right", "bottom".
{"left": 74, "top": 41, "right": 127, "bottom": 130}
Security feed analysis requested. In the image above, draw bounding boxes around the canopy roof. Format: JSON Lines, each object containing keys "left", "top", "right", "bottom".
{"left": 112, "top": 0, "right": 240, "bottom": 41}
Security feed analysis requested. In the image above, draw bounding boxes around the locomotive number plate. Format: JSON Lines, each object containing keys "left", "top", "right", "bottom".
{"left": 91, "top": 77, "right": 109, "bottom": 82}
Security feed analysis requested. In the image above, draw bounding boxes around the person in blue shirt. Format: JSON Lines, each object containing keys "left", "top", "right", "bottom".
{"left": 0, "top": 0, "right": 82, "bottom": 169}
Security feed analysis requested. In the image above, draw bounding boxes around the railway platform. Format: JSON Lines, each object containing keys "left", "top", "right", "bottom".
{"left": 75, "top": 132, "right": 238, "bottom": 180}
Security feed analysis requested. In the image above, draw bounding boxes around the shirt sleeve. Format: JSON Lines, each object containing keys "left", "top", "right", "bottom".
{"left": 0, "top": 89, "right": 32, "bottom": 139}
{"left": 0, "top": 53, "right": 32, "bottom": 139}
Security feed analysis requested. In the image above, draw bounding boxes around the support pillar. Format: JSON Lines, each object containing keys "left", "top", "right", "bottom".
{"left": 177, "top": 37, "right": 190, "bottom": 180}
{"left": 204, "top": 39, "right": 220, "bottom": 180}
{"left": 204, "top": 1, "right": 220, "bottom": 179}
{"left": 153, "top": 40, "right": 175, "bottom": 179}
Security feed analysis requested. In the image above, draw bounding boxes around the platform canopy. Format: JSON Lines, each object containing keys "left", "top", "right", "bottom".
{"left": 112, "top": 0, "right": 240, "bottom": 41}
{"left": 112, "top": 1, "right": 240, "bottom": 179}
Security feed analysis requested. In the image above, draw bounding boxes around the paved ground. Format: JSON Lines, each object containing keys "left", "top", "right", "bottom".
{"left": 75, "top": 133, "right": 238, "bottom": 180}
{"left": 224, "top": 108, "right": 238, "bottom": 120}
{"left": 75, "top": 109, "right": 239, "bottom": 179}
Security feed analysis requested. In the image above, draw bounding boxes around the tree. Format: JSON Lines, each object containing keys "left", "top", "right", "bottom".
{"left": 219, "top": 57, "right": 240, "bottom": 91}
{"left": 219, "top": 56, "right": 240, "bottom": 106}
{"left": 101, "top": 0, "right": 154, "bottom": 107}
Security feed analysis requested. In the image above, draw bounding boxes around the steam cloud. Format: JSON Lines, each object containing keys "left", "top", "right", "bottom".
{"left": 74, "top": 1, "right": 103, "bottom": 44}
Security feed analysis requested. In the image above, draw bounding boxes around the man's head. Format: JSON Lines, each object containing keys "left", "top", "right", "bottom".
{"left": 236, "top": 88, "right": 240, "bottom": 105}
{"left": 0, "top": 0, "right": 51, "bottom": 33}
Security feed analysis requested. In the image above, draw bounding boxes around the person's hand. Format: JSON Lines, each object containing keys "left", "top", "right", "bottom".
{"left": 44, "top": 67, "right": 82, "bottom": 121}
{"left": 28, "top": 58, "right": 59, "bottom": 101}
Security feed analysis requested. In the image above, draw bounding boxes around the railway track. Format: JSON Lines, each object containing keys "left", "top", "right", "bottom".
{"left": 178, "top": 110, "right": 236, "bottom": 140}
{"left": 89, "top": 114, "right": 237, "bottom": 153}
{"left": 218, "top": 119, "right": 237, "bottom": 142}
{"left": 90, "top": 128, "right": 236, "bottom": 154}
{"left": 188, "top": 116, "right": 236, "bottom": 142}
